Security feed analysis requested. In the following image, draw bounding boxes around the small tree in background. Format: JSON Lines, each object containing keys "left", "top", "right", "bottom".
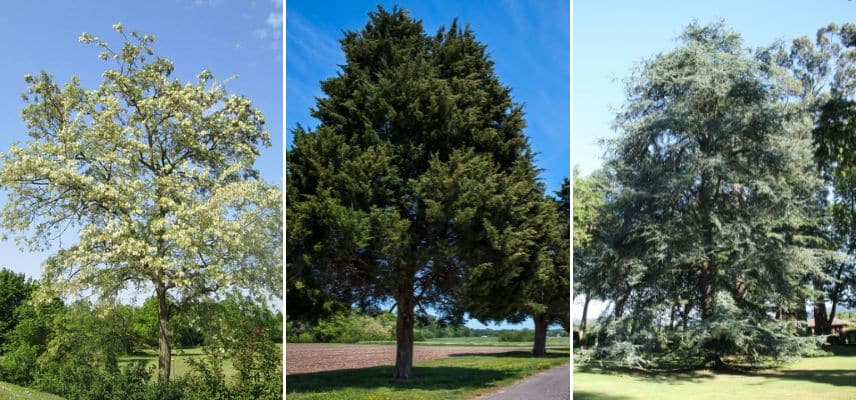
{"left": 810, "top": 23, "right": 856, "bottom": 331}
{"left": 469, "top": 181, "right": 570, "bottom": 356}
{"left": 0, "top": 24, "right": 281, "bottom": 382}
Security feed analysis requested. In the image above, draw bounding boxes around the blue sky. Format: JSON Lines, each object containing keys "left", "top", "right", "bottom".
{"left": 574, "top": 0, "right": 856, "bottom": 176}
{"left": 286, "top": 0, "right": 569, "bottom": 330}
{"left": 573, "top": 0, "right": 856, "bottom": 320}
{"left": 0, "top": 1, "right": 283, "bottom": 280}
{"left": 286, "top": 0, "right": 570, "bottom": 195}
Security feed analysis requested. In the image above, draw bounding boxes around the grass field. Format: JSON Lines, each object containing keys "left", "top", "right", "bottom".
{"left": 0, "top": 381, "right": 63, "bottom": 400}
{"left": 287, "top": 350, "right": 570, "bottom": 400}
{"left": 574, "top": 346, "right": 856, "bottom": 400}
{"left": 118, "top": 347, "right": 238, "bottom": 379}
{"left": 358, "top": 336, "right": 570, "bottom": 348}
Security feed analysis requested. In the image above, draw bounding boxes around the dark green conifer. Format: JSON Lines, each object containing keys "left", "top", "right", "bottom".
{"left": 286, "top": 7, "right": 545, "bottom": 377}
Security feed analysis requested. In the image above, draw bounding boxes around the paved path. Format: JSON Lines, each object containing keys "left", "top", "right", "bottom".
{"left": 477, "top": 363, "right": 570, "bottom": 400}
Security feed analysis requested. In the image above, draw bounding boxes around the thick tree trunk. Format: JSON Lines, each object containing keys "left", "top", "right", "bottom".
{"left": 828, "top": 298, "right": 838, "bottom": 329}
{"left": 533, "top": 313, "right": 549, "bottom": 356}
{"left": 812, "top": 279, "right": 830, "bottom": 335}
{"left": 394, "top": 283, "right": 415, "bottom": 379}
{"left": 579, "top": 292, "right": 590, "bottom": 337}
{"left": 156, "top": 283, "right": 173, "bottom": 382}
{"left": 827, "top": 266, "right": 844, "bottom": 329}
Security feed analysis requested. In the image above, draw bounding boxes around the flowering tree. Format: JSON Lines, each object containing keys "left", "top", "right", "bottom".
{"left": 0, "top": 24, "right": 281, "bottom": 382}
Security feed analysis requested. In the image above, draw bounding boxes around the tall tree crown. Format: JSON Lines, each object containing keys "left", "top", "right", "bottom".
{"left": 287, "top": 6, "right": 542, "bottom": 324}
{"left": 0, "top": 24, "right": 281, "bottom": 303}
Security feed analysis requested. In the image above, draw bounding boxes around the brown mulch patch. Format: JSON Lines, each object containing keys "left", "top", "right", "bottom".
{"left": 285, "top": 343, "right": 521, "bottom": 375}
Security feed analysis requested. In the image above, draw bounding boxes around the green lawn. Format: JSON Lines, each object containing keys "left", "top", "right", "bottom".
{"left": 286, "top": 350, "right": 570, "bottom": 400}
{"left": 0, "top": 381, "right": 64, "bottom": 400}
{"left": 574, "top": 346, "right": 856, "bottom": 400}
{"left": 119, "top": 345, "right": 283, "bottom": 380}
{"left": 357, "top": 336, "right": 570, "bottom": 348}
{"left": 119, "top": 347, "right": 237, "bottom": 379}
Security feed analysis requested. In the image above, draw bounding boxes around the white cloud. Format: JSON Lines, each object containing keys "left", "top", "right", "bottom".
{"left": 266, "top": 12, "right": 283, "bottom": 29}
{"left": 250, "top": 0, "right": 283, "bottom": 61}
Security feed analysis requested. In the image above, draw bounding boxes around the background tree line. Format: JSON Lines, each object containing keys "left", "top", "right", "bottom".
{"left": 285, "top": 309, "right": 568, "bottom": 344}
{"left": 0, "top": 268, "right": 282, "bottom": 400}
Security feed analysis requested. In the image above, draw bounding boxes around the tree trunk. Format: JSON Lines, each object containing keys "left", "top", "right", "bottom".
{"left": 669, "top": 303, "right": 677, "bottom": 330}
{"left": 533, "top": 313, "right": 549, "bottom": 356}
{"left": 393, "top": 283, "right": 415, "bottom": 379}
{"left": 827, "top": 265, "right": 844, "bottom": 329}
{"left": 156, "top": 283, "right": 173, "bottom": 382}
{"left": 614, "top": 293, "right": 628, "bottom": 319}
{"left": 699, "top": 261, "right": 715, "bottom": 320}
{"left": 579, "top": 292, "right": 591, "bottom": 337}
{"left": 828, "top": 297, "right": 838, "bottom": 329}
{"left": 812, "top": 279, "right": 830, "bottom": 335}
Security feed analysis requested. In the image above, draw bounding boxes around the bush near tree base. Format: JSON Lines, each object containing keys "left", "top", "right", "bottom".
{"left": 579, "top": 313, "right": 824, "bottom": 370}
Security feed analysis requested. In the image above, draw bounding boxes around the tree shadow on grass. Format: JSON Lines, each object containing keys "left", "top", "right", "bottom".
{"left": 573, "top": 390, "right": 637, "bottom": 400}
{"left": 825, "top": 345, "right": 856, "bottom": 357}
{"left": 749, "top": 369, "right": 856, "bottom": 388}
{"left": 286, "top": 366, "right": 517, "bottom": 394}
{"left": 448, "top": 350, "right": 568, "bottom": 359}
{"left": 574, "top": 364, "right": 713, "bottom": 384}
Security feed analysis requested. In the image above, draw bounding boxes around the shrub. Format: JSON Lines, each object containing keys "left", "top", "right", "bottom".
{"left": 0, "top": 343, "right": 40, "bottom": 384}
{"left": 580, "top": 312, "right": 823, "bottom": 370}
{"left": 310, "top": 311, "right": 395, "bottom": 343}
{"left": 499, "top": 329, "right": 535, "bottom": 342}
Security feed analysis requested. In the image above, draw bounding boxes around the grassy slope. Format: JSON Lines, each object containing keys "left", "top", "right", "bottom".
{"left": 286, "top": 350, "right": 570, "bottom": 400}
{"left": 574, "top": 346, "right": 856, "bottom": 400}
{"left": 357, "top": 336, "right": 570, "bottom": 348}
{"left": 0, "top": 381, "right": 64, "bottom": 400}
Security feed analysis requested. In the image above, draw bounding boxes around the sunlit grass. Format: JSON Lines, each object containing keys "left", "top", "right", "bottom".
{"left": 574, "top": 346, "right": 856, "bottom": 400}
{"left": 287, "top": 350, "right": 569, "bottom": 400}
{"left": 0, "top": 381, "right": 64, "bottom": 400}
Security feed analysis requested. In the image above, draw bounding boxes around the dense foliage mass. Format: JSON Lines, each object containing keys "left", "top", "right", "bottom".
{"left": 576, "top": 22, "right": 856, "bottom": 370}
{"left": 287, "top": 6, "right": 565, "bottom": 377}
{"left": 0, "top": 278, "right": 282, "bottom": 399}
{"left": 0, "top": 269, "right": 34, "bottom": 349}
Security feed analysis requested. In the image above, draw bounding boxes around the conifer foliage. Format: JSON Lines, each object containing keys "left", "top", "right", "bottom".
{"left": 287, "top": 7, "right": 548, "bottom": 378}
{"left": 592, "top": 22, "right": 837, "bottom": 369}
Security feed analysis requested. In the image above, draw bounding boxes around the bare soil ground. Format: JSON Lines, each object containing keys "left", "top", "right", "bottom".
{"left": 285, "top": 343, "right": 522, "bottom": 375}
